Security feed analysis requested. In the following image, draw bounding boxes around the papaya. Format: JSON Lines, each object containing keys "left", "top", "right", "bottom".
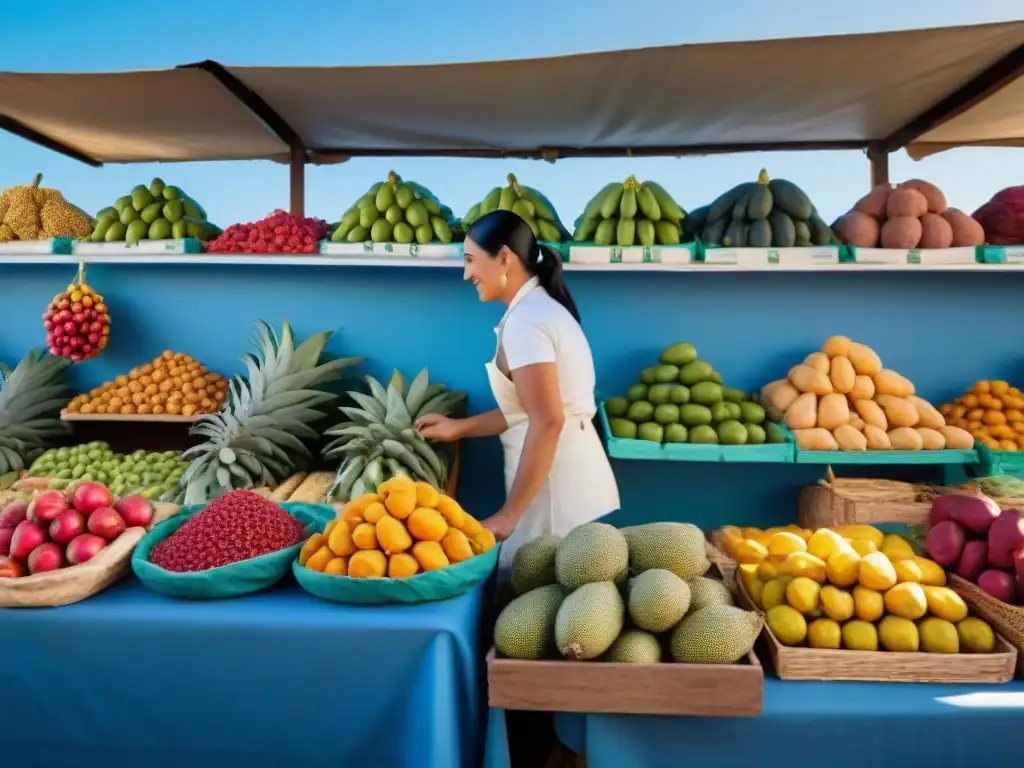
{"left": 748, "top": 219, "right": 772, "bottom": 248}
{"left": 707, "top": 182, "right": 753, "bottom": 222}
{"left": 746, "top": 169, "right": 773, "bottom": 220}
{"left": 768, "top": 209, "right": 796, "bottom": 247}
{"left": 768, "top": 179, "right": 814, "bottom": 221}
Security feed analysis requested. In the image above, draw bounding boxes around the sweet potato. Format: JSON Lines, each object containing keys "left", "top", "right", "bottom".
{"left": 880, "top": 216, "right": 923, "bottom": 249}
{"left": 987, "top": 509, "right": 1024, "bottom": 569}
{"left": 833, "top": 211, "right": 880, "bottom": 247}
{"left": 900, "top": 179, "right": 947, "bottom": 214}
{"left": 886, "top": 187, "right": 928, "bottom": 219}
{"left": 956, "top": 540, "right": 988, "bottom": 582}
{"left": 852, "top": 184, "right": 893, "bottom": 219}
{"left": 918, "top": 213, "right": 953, "bottom": 249}
{"left": 977, "top": 569, "right": 1015, "bottom": 603}
{"left": 942, "top": 208, "right": 985, "bottom": 247}
{"left": 926, "top": 520, "right": 965, "bottom": 566}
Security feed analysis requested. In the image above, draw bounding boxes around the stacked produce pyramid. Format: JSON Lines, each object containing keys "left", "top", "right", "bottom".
{"left": 87, "top": 178, "right": 220, "bottom": 245}
{"left": 330, "top": 172, "right": 457, "bottom": 245}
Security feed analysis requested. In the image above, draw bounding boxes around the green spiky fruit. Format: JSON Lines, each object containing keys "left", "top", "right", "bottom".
{"left": 0, "top": 350, "right": 71, "bottom": 479}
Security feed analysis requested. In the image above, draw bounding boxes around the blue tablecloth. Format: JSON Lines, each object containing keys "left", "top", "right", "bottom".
{"left": 551, "top": 677, "right": 1024, "bottom": 767}
{"left": 0, "top": 578, "right": 487, "bottom": 768}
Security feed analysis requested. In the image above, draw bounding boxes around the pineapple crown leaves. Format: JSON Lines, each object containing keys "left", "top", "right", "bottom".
{"left": 0, "top": 350, "right": 71, "bottom": 435}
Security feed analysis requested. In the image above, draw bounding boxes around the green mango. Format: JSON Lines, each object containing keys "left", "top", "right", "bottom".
{"left": 537, "top": 219, "right": 561, "bottom": 243}
{"left": 370, "top": 219, "right": 393, "bottom": 243}
{"left": 141, "top": 202, "right": 164, "bottom": 224}
{"left": 480, "top": 187, "right": 501, "bottom": 215}
{"left": 163, "top": 200, "right": 184, "bottom": 223}
{"left": 186, "top": 221, "right": 204, "bottom": 239}
{"left": 355, "top": 194, "right": 376, "bottom": 210}
{"left": 421, "top": 197, "right": 442, "bottom": 216}
{"left": 162, "top": 186, "right": 183, "bottom": 201}
{"left": 406, "top": 201, "right": 429, "bottom": 228}
{"left": 415, "top": 224, "right": 433, "bottom": 244}
{"left": 149, "top": 218, "right": 172, "bottom": 240}
{"left": 616, "top": 217, "right": 636, "bottom": 246}
{"left": 358, "top": 206, "right": 378, "bottom": 230}
{"left": 430, "top": 216, "right": 452, "bottom": 244}
{"left": 395, "top": 185, "right": 415, "bottom": 209}
{"left": 333, "top": 209, "right": 360, "bottom": 241}
{"left": 594, "top": 218, "right": 616, "bottom": 246}
{"left": 385, "top": 205, "right": 405, "bottom": 225}
{"left": 346, "top": 225, "right": 368, "bottom": 243}
{"left": 573, "top": 218, "right": 599, "bottom": 242}
{"left": 125, "top": 219, "right": 149, "bottom": 245}
{"left": 119, "top": 207, "right": 139, "bottom": 226}
{"left": 512, "top": 199, "right": 535, "bottom": 220}
{"left": 498, "top": 187, "right": 517, "bottom": 211}
{"left": 182, "top": 199, "right": 202, "bottom": 220}
{"left": 149, "top": 177, "right": 165, "bottom": 197}
{"left": 375, "top": 183, "right": 395, "bottom": 213}
{"left": 113, "top": 195, "right": 133, "bottom": 213}
{"left": 393, "top": 222, "right": 414, "bottom": 244}
{"left": 91, "top": 219, "right": 112, "bottom": 241}
{"left": 96, "top": 206, "right": 118, "bottom": 223}
{"left": 171, "top": 220, "right": 188, "bottom": 239}
{"left": 636, "top": 218, "right": 656, "bottom": 246}
{"left": 654, "top": 221, "right": 680, "bottom": 245}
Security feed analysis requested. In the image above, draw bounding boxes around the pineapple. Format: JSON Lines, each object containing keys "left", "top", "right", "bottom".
{"left": 324, "top": 368, "right": 466, "bottom": 500}
{"left": 180, "top": 320, "right": 363, "bottom": 505}
{"left": 0, "top": 350, "right": 71, "bottom": 477}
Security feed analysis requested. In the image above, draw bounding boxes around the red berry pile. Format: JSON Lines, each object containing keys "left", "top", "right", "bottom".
{"left": 149, "top": 490, "right": 306, "bottom": 572}
{"left": 204, "top": 210, "right": 330, "bottom": 254}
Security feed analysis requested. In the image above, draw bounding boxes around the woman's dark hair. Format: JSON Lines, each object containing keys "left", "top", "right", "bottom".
{"left": 466, "top": 209, "right": 581, "bottom": 323}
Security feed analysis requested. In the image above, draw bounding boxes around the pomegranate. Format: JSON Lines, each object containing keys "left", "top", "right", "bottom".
{"left": 204, "top": 210, "right": 329, "bottom": 255}
{"left": 66, "top": 533, "right": 106, "bottom": 565}
{"left": 42, "top": 265, "right": 110, "bottom": 363}
{"left": 0, "top": 528, "right": 12, "bottom": 556}
{"left": 72, "top": 481, "right": 114, "bottom": 514}
{"left": 49, "top": 509, "right": 86, "bottom": 545}
{"left": 0, "top": 499, "right": 30, "bottom": 528}
{"left": 115, "top": 495, "right": 154, "bottom": 528}
{"left": 27, "top": 542, "right": 65, "bottom": 574}
{"left": 87, "top": 507, "right": 125, "bottom": 542}
{"left": 9, "top": 520, "right": 47, "bottom": 560}
{"left": 28, "top": 490, "right": 69, "bottom": 523}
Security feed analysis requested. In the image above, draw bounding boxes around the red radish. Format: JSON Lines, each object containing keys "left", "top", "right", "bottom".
{"left": 925, "top": 520, "right": 966, "bottom": 566}
{"left": 66, "top": 533, "right": 106, "bottom": 565}
{"left": 987, "top": 509, "right": 1024, "bottom": 569}
{"left": 72, "top": 481, "right": 113, "bottom": 515}
{"left": 115, "top": 495, "right": 154, "bottom": 528}
{"left": 930, "top": 491, "right": 1000, "bottom": 534}
{"left": 28, "top": 490, "right": 69, "bottom": 523}
{"left": 49, "top": 510, "right": 86, "bottom": 546}
{"left": 0, "top": 528, "right": 12, "bottom": 556}
{"left": 956, "top": 540, "right": 989, "bottom": 582}
{"left": 978, "top": 569, "right": 1016, "bottom": 603}
{"left": 0, "top": 499, "right": 29, "bottom": 528}
{"left": 9, "top": 520, "right": 47, "bottom": 560}
{"left": 86, "top": 507, "right": 125, "bottom": 542}
{"left": 27, "top": 542, "right": 64, "bottom": 574}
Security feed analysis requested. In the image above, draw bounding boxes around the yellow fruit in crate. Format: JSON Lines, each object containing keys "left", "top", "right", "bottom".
{"left": 378, "top": 475, "right": 414, "bottom": 499}
{"left": 767, "top": 604, "right": 807, "bottom": 646}
{"left": 738, "top": 564, "right": 760, "bottom": 596}
{"left": 853, "top": 585, "right": 885, "bottom": 621}
{"left": 919, "top": 617, "right": 959, "bottom": 653}
{"left": 832, "top": 524, "right": 884, "bottom": 549}
{"left": 322, "top": 519, "right": 340, "bottom": 540}
{"left": 718, "top": 525, "right": 743, "bottom": 551}
{"left": 437, "top": 494, "right": 467, "bottom": 528}
{"left": 893, "top": 558, "right": 924, "bottom": 584}
{"left": 768, "top": 531, "right": 807, "bottom": 557}
{"left": 412, "top": 541, "right": 450, "bottom": 571}
{"left": 414, "top": 482, "right": 441, "bottom": 509}
{"left": 441, "top": 529, "right": 474, "bottom": 563}
{"left": 807, "top": 528, "right": 847, "bottom": 561}
{"left": 847, "top": 539, "right": 877, "bottom": 556}
{"left": 299, "top": 534, "right": 327, "bottom": 566}
{"left": 761, "top": 577, "right": 792, "bottom": 610}
{"left": 407, "top": 507, "right": 449, "bottom": 542}
{"left": 376, "top": 515, "right": 413, "bottom": 555}
{"left": 878, "top": 616, "right": 919, "bottom": 652}
{"left": 328, "top": 520, "right": 357, "bottom": 557}
{"left": 756, "top": 560, "right": 781, "bottom": 581}
{"left": 859, "top": 552, "right": 897, "bottom": 591}
{"left": 922, "top": 586, "right": 968, "bottom": 623}
{"left": 820, "top": 585, "right": 855, "bottom": 621}
{"left": 470, "top": 529, "right": 497, "bottom": 554}
{"left": 786, "top": 577, "right": 822, "bottom": 614}
{"left": 304, "top": 543, "right": 335, "bottom": 572}
{"left": 912, "top": 556, "right": 946, "bottom": 586}
{"left": 352, "top": 522, "right": 379, "bottom": 550}
{"left": 747, "top": 579, "right": 764, "bottom": 608}
{"left": 734, "top": 538, "right": 768, "bottom": 564}
{"left": 842, "top": 620, "right": 879, "bottom": 651}
{"left": 957, "top": 617, "right": 996, "bottom": 653}
{"left": 884, "top": 582, "right": 928, "bottom": 620}
{"left": 781, "top": 552, "right": 827, "bottom": 582}
{"left": 388, "top": 552, "right": 420, "bottom": 578}
{"left": 384, "top": 487, "right": 418, "bottom": 520}
{"left": 323, "top": 557, "right": 348, "bottom": 575}
{"left": 807, "top": 618, "right": 842, "bottom": 649}
{"left": 880, "top": 534, "right": 915, "bottom": 561}
{"left": 343, "top": 493, "right": 379, "bottom": 525}
{"left": 363, "top": 502, "right": 388, "bottom": 524}
{"left": 826, "top": 550, "right": 861, "bottom": 587}
{"left": 349, "top": 550, "right": 387, "bottom": 578}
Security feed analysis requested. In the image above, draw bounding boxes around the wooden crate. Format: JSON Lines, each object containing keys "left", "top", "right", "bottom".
{"left": 486, "top": 647, "right": 763, "bottom": 717}
{"left": 735, "top": 575, "right": 1016, "bottom": 683}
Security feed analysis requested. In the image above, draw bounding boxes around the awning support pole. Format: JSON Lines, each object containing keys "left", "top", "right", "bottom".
{"left": 867, "top": 144, "right": 889, "bottom": 188}
{"left": 289, "top": 146, "right": 305, "bottom": 216}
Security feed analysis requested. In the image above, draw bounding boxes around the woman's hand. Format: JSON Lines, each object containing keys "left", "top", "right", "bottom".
{"left": 415, "top": 413, "right": 463, "bottom": 442}
{"left": 482, "top": 510, "right": 519, "bottom": 541}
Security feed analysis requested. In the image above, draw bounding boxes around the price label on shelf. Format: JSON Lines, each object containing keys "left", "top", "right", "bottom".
{"left": 1004, "top": 247, "right": 1024, "bottom": 263}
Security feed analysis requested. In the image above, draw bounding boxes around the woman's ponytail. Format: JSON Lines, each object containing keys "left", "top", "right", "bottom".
{"left": 533, "top": 243, "right": 581, "bottom": 323}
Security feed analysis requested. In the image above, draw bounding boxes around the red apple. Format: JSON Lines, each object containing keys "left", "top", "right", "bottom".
{"left": 115, "top": 496, "right": 154, "bottom": 528}
{"left": 0, "top": 499, "right": 29, "bottom": 528}
{"left": 49, "top": 509, "right": 86, "bottom": 546}
{"left": 0, "top": 528, "right": 13, "bottom": 556}
{"left": 86, "top": 507, "right": 125, "bottom": 542}
{"left": 9, "top": 520, "right": 47, "bottom": 560}
{"left": 71, "top": 481, "right": 113, "bottom": 515}
{"left": 66, "top": 533, "right": 106, "bottom": 565}
{"left": 27, "top": 490, "right": 69, "bottom": 524}
{"left": 27, "top": 542, "right": 65, "bottom": 573}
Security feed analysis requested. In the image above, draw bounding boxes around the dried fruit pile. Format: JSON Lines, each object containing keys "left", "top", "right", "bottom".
{"left": 205, "top": 209, "right": 330, "bottom": 254}
{"left": 43, "top": 268, "right": 110, "bottom": 362}
{"left": 0, "top": 173, "right": 94, "bottom": 242}
{"left": 149, "top": 490, "right": 306, "bottom": 572}
{"left": 65, "top": 351, "right": 227, "bottom": 417}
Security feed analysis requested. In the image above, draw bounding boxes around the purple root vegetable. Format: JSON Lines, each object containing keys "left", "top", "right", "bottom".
{"left": 987, "top": 509, "right": 1024, "bottom": 569}
{"left": 956, "top": 540, "right": 989, "bottom": 583}
{"left": 926, "top": 520, "right": 966, "bottom": 567}
{"left": 978, "top": 568, "right": 1016, "bottom": 603}
{"left": 930, "top": 491, "right": 1000, "bottom": 533}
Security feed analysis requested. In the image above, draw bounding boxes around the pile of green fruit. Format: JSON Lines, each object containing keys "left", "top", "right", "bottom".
{"left": 87, "top": 178, "right": 221, "bottom": 245}
{"left": 685, "top": 169, "right": 834, "bottom": 248}
{"left": 26, "top": 442, "right": 187, "bottom": 499}
{"left": 330, "top": 171, "right": 456, "bottom": 245}
{"left": 461, "top": 174, "right": 571, "bottom": 243}
{"left": 573, "top": 176, "right": 686, "bottom": 246}
{"left": 605, "top": 341, "right": 786, "bottom": 446}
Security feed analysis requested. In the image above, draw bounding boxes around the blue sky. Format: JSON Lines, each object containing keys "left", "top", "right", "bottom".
{"left": 3, "top": 0, "right": 1023, "bottom": 228}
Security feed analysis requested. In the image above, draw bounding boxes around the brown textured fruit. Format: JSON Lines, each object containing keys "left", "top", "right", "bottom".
{"left": 918, "top": 213, "right": 953, "bottom": 249}
{"left": 880, "top": 217, "right": 923, "bottom": 249}
{"left": 886, "top": 188, "right": 928, "bottom": 219}
{"left": 0, "top": 174, "right": 93, "bottom": 240}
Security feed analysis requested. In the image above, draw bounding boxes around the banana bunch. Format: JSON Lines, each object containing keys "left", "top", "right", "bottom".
{"left": 573, "top": 176, "right": 687, "bottom": 247}
{"left": 462, "top": 174, "right": 571, "bottom": 243}
{"left": 323, "top": 369, "right": 467, "bottom": 501}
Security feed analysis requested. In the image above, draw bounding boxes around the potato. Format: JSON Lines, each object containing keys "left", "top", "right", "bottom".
{"left": 942, "top": 208, "right": 985, "bottom": 247}
{"left": 793, "top": 428, "right": 839, "bottom": 451}
{"left": 833, "top": 211, "right": 880, "bottom": 247}
{"left": 852, "top": 184, "right": 893, "bottom": 219}
{"left": 880, "top": 216, "right": 923, "bottom": 249}
{"left": 899, "top": 179, "right": 948, "bottom": 214}
{"left": 918, "top": 213, "right": 953, "bottom": 249}
{"left": 888, "top": 427, "right": 924, "bottom": 451}
{"left": 886, "top": 187, "right": 928, "bottom": 219}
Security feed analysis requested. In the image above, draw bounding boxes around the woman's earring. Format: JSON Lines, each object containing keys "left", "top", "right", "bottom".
{"left": 500, "top": 271, "right": 508, "bottom": 289}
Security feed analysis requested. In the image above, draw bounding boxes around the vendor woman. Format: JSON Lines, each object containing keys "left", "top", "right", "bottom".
{"left": 415, "top": 209, "right": 620, "bottom": 571}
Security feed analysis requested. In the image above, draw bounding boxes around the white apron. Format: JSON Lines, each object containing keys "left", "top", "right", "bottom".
{"left": 486, "top": 282, "right": 620, "bottom": 572}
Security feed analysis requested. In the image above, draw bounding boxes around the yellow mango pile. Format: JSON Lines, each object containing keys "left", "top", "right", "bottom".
{"left": 298, "top": 476, "right": 495, "bottom": 579}
{"left": 761, "top": 335, "right": 974, "bottom": 452}
{"left": 720, "top": 524, "right": 997, "bottom": 654}
{"left": 940, "top": 380, "right": 1024, "bottom": 452}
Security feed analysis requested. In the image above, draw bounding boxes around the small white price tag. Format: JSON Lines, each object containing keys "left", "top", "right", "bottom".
{"left": 1003, "top": 247, "right": 1024, "bottom": 263}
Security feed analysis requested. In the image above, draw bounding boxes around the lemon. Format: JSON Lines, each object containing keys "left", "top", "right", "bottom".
{"left": 807, "top": 617, "right": 842, "bottom": 649}
{"left": 768, "top": 531, "right": 807, "bottom": 558}
{"left": 807, "top": 528, "right": 846, "bottom": 561}
{"left": 781, "top": 552, "right": 827, "bottom": 582}
{"left": 767, "top": 604, "right": 807, "bottom": 646}
{"left": 849, "top": 538, "right": 878, "bottom": 556}
{"left": 760, "top": 576, "right": 792, "bottom": 610}
{"left": 853, "top": 585, "right": 884, "bottom": 621}
{"left": 859, "top": 551, "right": 897, "bottom": 591}
{"left": 738, "top": 563, "right": 760, "bottom": 596}
{"left": 884, "top": 582, "right": 928, "bottom": 620}
{"left": 820, "top": 585, "right": 855, "bottom": 621}
{"left": 842, "top": 619, "right": 878, "bottom": 651}
{"left": 957, "top": 617, "right": 996, "bottom": 653}
{"left": 880, "top": 534, "right": 915, "bottom": 562}
{"left": 878, "top": 615, "right": 920, "bottom": 652}
{"left": 825, "top": 550, "right": 861, "bottom": 587}
{"left": 755, "top": 560, "right": 780, "bottom": 581}
{"left": 747, "top": 578, "right": 764, "bottom": 608}
{"left": 893, "top": 558, "right": 924, "bottom": 584}
{"left": 922, "top": 586, "right": 968, "bottom": 623}
{"left": 919, "top": 617, "right": 959, "bottom": 653}
{"left": 786, "top": 576, "right": 822, "bottom": 614}
{"left": 734, "top": 538, "right": 768, "bottom": 564}
{"left": 912, "top": 556, "right": 946, "bottom": 586}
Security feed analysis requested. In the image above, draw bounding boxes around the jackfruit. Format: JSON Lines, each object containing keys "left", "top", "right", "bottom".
{"left": 494, "top": 584, "right": 567, "bottom": 660}
{"left": 555, "top": 581, "right": 625, "bottom": 660}
{"left": 555, "top": 522, "right": 628, "bottom": 590}
{"left": 669, "top": 605, "right": 762, "bottom": 664}
{"left": 628, "top": 568, "right": 691, "bottom": 633}
{"left": 622, "top": 522, "right": 710, "bottom": 579}
{"left": 605, "top": 630, "right": 662, "bottom": 664}
{"left": 687, "top": 576, "right": 734, "bottom": 610}
{"left": 510, "top": 534, "right": 561, "bottom": 595}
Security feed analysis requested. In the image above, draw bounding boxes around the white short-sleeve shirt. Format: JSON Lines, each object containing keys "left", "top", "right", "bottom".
{"left": 499, "top": 281, "right": 596, "bottom": 419}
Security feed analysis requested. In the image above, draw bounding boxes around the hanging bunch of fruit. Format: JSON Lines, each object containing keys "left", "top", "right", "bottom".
{"left": 573, "top": 176, "right": 686, "bottom": 246}
{"left": 205, "top": 210, "right": 331, "bottom": 254}
{"left": 329, "top": 171, "right": 457, "bottom": 245}
{"left": 461, "top": 174, "right": 571, "bottom": 242}
{"left": 0, "top": 174, "right": 94, "bottom": 243}
{"left": 42, "top": 263, "right": 110, "bottom": 362}
{"left": 87, "top": 178, "right": 221, "bottom": 245}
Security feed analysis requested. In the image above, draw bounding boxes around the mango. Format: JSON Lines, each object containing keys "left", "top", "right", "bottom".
{"left": 352, "top": 522, "right": 379, "bottom": 550}
{"left": 376, "top": 516, "right": 412, "bottom": 555}
{"left": 328, "top": 519, "right": 356, "bottom": 557}
{"left": 384, "top": 488, "right": 417, "bottom": 520}
{"left": 304, "top": 545, "right": 335, "bottom": 573}
{"left": 470, "top": 529, "right": 497, "bottom": 554}
{"left": 415, "top": 482, "right": 440, "bottom": 509}
{"left": 363, "top": 502, "right": 388, "bottom": 524}
{"left": 323, "top": 557, "right": 348, "bottom": 576}
{"left": 388, "top": 553, "right": 420, "bottom": 578}
{"left": 412, "top": 541, "right": 450, "bottom": 572}
{"left": 349, "top": 550, "right": 387, "bottom": 578}
{"left": 408, "top": 508, "right": 448, "bottom": 542}
{"left": 442, "top": 529, "right": 474, "bottom": 563}
{"left": 299, "top": 534, "right": 326, "bottom": 567}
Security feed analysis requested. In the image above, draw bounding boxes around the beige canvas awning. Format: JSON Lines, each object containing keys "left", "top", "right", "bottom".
{"left": 1, "top": 21, "right": 1022, "bottom": 165}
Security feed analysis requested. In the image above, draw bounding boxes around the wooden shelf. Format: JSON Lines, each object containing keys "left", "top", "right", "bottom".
{"left": 60, "top": 412, "right": 199, "bottom": 424}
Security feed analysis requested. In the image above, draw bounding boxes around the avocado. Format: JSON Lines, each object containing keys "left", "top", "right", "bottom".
{"left": 163, "top": 200, "right": 184, "bottom": 223}
{"left": 689, "top": 425, "right": 718, "bottom": 444}
{"left": 406, "top": 201, "right": 429, "bottom": 228}
{"left": 610, "top": 418, "right": 638, "bottom": 440}
{"left": 627, "top": 401, "right": 654, "bottom": 422}
{"left": 690, "top": 381, "right": 723, "bottom": 406}
{"left": 648, "top": 383, "right": 674, "bottom": 405}
{"left": 141, "top": 202, "right": 164, "bottom": 224}
{"left": 724, "top": 402, "right": 742, "bottom": 420}
{"left": 679, "top": 360, "right": 714, "bottom": 386}
{"left": 717, "top": 420, "right": 748, "bottom": 445}
{"left": 113, "top": 195, "right": 133, "bottom": 213}
{"left": 393, "top": 222, "right": 414, "bottom": 244}
{"left": 722, "top": 387, "right": 745, "bottom": 404}
{"left": 395, "top": 185, "right": 416, "bottom": 209}
{"left": 104, "top": 221, "right": 127, "bottom": 242}
{"left": 605, "top": 397, "right": 629, "bottom": 418}
{"left": 149, "top": 177, "right": 166, "bottom": 197}
{"left": 370, "top": 219, "right": 393, "bottom": 243}
{"left": 679, "top": 404, "right": 712, "bottom": 427}
{"left": 125, "top": 219, "right": 149, "bottom": 245}
{"left": 162, "top": 185, "right": 183, "bottom": 201}
{"left": 710, "top": 402, "right": 731, "bottom": 423}
{"left": 765, "top": 422, "right": 786, "bottom": 444}
{"left": 149, "top": 218, "right": 172, "bottom": 240}
{"left": 664, "top": 424, "right": 688, "bottom": 443}
{"left": 171, "top": 220, "right": 188, "bottom": 239}
{"left": 640, "top": 367, "right": 659, "bottom": 385}
{"left": 653, "top": 365, "right": 680, "bottom": 383}
{"left": 661, "top": 341, "right": 698, "bottom": 366}
{"left": 626, "top": 384, "right": 648, "bottom": 402}
{"left": 654, "top": 404, "right": 680, "bottom": 425}
{"left": 739, "top": 401, "right": 766, "bottom": 424}
{"left": 637, "top": 422, "right": 664, "bottom": 443}
{"left": 745, "top": 424, "right": 767, "bottom": 444}
{"left": 669, "top": 385, "right": 690, "bottom": 405}
{"left": 119, "top": 206, "right": 140, "bottom": 226}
